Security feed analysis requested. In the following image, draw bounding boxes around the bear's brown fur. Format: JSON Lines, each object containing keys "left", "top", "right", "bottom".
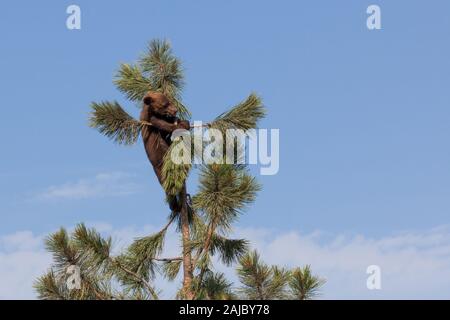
{"left": 140, "top": 91, "right": 190, "bottom": 211}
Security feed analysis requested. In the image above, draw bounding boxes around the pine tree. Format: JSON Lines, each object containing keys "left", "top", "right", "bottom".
{"left": 35, "top": 39, "right": 325, "bottom": 300}
{"left": 236, "top": 251, "right": 325, "bottom": 300}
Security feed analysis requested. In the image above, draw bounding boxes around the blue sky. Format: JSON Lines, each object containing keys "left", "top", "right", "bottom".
{"left": 1, "top": 0, "right": 450, "bottom": 299}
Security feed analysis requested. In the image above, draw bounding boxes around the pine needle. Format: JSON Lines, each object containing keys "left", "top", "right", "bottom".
{"left": 89, "top": 101, "right": 143, "bottom": 145}
{"left": 161, "top": 138, "right": 192, "bottom": 195}
{"left": 289, "top": 266, "right": 326, "bottom": 300}
{"left": 161, "top": 260, "right": 182, "bottom": 281}
{"left": 114, "top": 64, "right": 153, "bottom": 102}
{"left": 140, "top": 39, "right": 191, "bottom": 119}
{"left": 210, "top": 93, "right": 266, "bottom": 133}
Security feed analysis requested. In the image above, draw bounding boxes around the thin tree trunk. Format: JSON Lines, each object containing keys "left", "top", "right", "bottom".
{"left": 180, "top": 183, "right": 194, "bottom": 299}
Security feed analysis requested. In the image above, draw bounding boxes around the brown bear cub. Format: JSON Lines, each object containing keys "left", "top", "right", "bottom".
{"left": 140, "top": 91, "right": 190, "bottom": 212}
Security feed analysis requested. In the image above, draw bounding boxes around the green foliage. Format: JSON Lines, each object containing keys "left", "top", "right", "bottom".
{"left": 45, "top": 228, "right": 78, "bottom": 272}
{"left": 114, "top": 63, "right": 153, "bottom": 102}
{"left": 161, "top": 260, "right": 182, "bottom": 281}
{"left": 210, "top": 234, "right": 249, "bottom": 266}
{"left": 195, "top": 271, "right": 235, "bottom": 300}
{"left": 36, "top": 226, "right": 115, "bottom": 300}
{"left": 140, "top": 40, "right": 185, "bottom": 100}
{"left": 34, "top": 271, "right": 68, "bottom": 300}
{"left": 210, "top": 93, "right": 266, "bottom": 133}
{"left": 289, "top": 265, "right": 325, "bottom": 300}
{"left": 73, "top": 224, "right": 111, "bottom": 268}
{"left": 114, "top": 39, "right": 190, "bottom": 119}
{"left": 35, "top": 224, "right": 158, "bottom": 300}
{"left": 267, "top": 266, "right": 291, "bottom": 300}
{"left": 91, "top": 39, "right": 190, "bottom": 148}
{"left": 112, "top": 229, "right": 169, "bottom": 299}
{"left": 193, "top": 164, "right": 260, "bottom": 231}
{"left": 161, "top": 137, "right": 192, "bottom": 195}
{"left": 237, "top": 251, "right": 325, "bottom": 300}
{"left": 36, "top": 225, "right": 325, "bottom": 300}
{"left": 35, "top": 272, "right": 114, "bottom": 300}
{"left": 122, "top": 230, "right": 166, "bottom": 279}
{"left": 237, "top": 250, "right": 286, "bottom": 300}
{"left": 89, "top": 101, "right": 143, "bottom": 145}
{"left": 191, "top": 216, "right": 249, "bottom": 266}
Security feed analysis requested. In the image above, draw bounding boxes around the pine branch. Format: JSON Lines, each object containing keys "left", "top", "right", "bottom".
{"left": 34, "top": 271, "right": 68, "bottom": 300}
{"left": 126, "top": 289, "right": 154, "bottom": 300}
{"left": 172, "top": 98, "right": 191, "bottom": 121}
{"left": 161, "top": 260, "right": 182, "bottom": 281}
{"left": 41, "top": 225, "right": 158, "bottom": 300}
{"left": 265, "top": 266, "right": 290, "bottom": 300}
{"left": 210, "top": 235, "right": 249, "bottom": 266}
{"left": 191, "top": 219, "right": 215, "bottom": 270}
{"left": 190, "top": 216, "right": 215, "bottom": 299}
{"left": 237, "top": 250, "right": 272, "bottom": 300}
{"left": 161, "top": 137, "right": 192, "bottom": 195}
{"left": 193, "top": 165, "right": 261, "bottom": 231}
{"left": 154, "top": 257, "right": 182, "bottom": 262}
{"left": 139, "top": 39, "right": 190, "bottom": 119}
{"left": 72, "top": 224, "right": 112, "bottom": 274}
{"left": 289, "top": 266, "right": 325, "bottom": 300}
{"left": 192, "top": 231, "right": 248, "bottom": 299}
{"left": 45, "top": 228, "right": 78, "bottom": 272}
{"left": 113, "top": 216, "right": 178, "bottom": 296}
{"left": 140, "top": 40, "right": 183, "bottom": 94}
{"left": 194, "top": 248, "right": 212, "bottom": 286}
{"left": 123, "top": 230, "right": 166, "bottom": 277}
{"left": 72, "top": 224, "right": 157, "bottom": 299}
{"left": 35, "top": 267, "right": 116, "bottom": 300}
{"left": 111, "top": 258, "right": 159, "bottom": 300}
{"left": 195, "top": 272, "right": 235, "bottom": 300}
{"left": 114, "top": 63, "right": 153, "bottom": 101}
{"left": 190, "top": 213, "right": 247, "bottom": 297}
{"left": 74, "top": 273, "right": 115, "bottom": 300}
{"left": 210, "top": 93, "right": 266, "bottom": 133}
{"left": 89, "top": 101, "right": 143, "bottom": 145}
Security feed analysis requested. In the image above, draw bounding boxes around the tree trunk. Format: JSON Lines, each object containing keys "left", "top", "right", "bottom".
{"left": 180, "top": 184, "right": 194, "bottom": 299}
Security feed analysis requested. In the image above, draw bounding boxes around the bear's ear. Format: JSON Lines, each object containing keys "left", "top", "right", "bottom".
{"left": 143, "top": 94, "right": 153, "bottom": 106}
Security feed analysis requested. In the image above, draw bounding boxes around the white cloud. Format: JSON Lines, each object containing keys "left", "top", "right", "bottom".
{"left": 231, "top": 225, "right": 450, "bottom": 299}
{"left": 1, "top": 231, "right": 42, "bottom": 252}
{"left": 1, "top": 224, "right": 450, "bottom": 299}
{"left": 35, "top": 172, "right": 141, "bottom": 200}
{"left": 0, "top": 232, "right": 51, "bottom": 299}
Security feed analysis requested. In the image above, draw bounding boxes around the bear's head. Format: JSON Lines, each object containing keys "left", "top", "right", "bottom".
{"left": 143, "top": 91, "right": 178, "bottom": 120}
